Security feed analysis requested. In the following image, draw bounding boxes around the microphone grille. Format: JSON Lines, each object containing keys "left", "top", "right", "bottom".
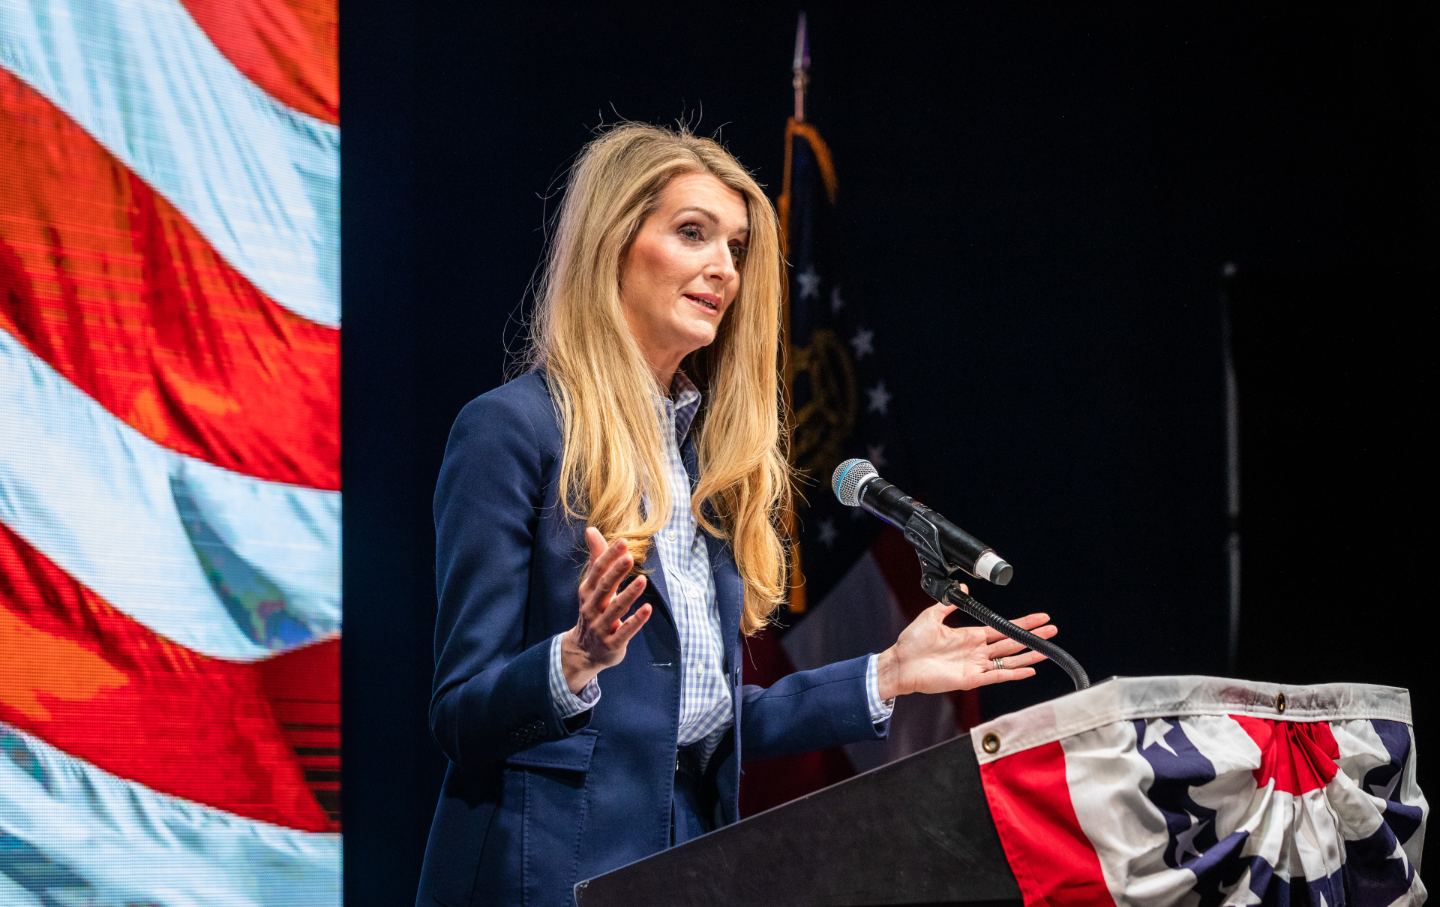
{"left": 832, "top": 458, "right": 877, "bottom": 507}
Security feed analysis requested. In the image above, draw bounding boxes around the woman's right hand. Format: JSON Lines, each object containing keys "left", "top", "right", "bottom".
{"left": 560, "top": 527, "right": 652, "bottom": 693}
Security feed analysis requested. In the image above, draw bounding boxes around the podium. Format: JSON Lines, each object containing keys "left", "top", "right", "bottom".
{"left": 577, "top": 676, "right": 1427, "bottom": 906}
{"left": 575, "top": 731, "right": 1019, "bottom": 906}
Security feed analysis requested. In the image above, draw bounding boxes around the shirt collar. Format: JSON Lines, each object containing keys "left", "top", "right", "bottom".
{"left": 662, "top": 371, "right": 703, "bottom": 446}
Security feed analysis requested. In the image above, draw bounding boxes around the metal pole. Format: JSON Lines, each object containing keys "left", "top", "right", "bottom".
{"left": 1221, "top": 261, "right": 1241, "bottom": 673}
{"left": 792, "top": 12, "right": 810, "bottom": 123}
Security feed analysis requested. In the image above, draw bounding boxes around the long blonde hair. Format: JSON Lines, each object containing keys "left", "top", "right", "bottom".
{"left": 527, "top": 123, "right": 790, "bottom": 635}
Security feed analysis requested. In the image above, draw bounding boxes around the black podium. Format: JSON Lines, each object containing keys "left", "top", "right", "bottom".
{"left": 574, "top": 733, "right": 1020, "bottom": 907}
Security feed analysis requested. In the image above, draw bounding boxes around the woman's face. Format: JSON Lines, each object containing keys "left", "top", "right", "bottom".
{"left": 618, "top": 171, "right": 749, "bottom": 382}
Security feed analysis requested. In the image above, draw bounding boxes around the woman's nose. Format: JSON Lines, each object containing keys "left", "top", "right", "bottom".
{"left": 706, "top": 243, "right": 738, "bottom": 283}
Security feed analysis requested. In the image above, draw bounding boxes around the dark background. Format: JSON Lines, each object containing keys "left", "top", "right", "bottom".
{"left": 342, "top": 4, "right": 1437, "bottom": 903}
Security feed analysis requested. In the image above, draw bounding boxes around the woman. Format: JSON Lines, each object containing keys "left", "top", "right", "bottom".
{"left": 416, "top": 123, "right": 1056, "bottom": 907}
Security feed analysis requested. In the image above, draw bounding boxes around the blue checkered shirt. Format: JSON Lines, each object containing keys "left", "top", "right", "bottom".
{"left": 549, "top": 374, "right": 892, "bottom": 741}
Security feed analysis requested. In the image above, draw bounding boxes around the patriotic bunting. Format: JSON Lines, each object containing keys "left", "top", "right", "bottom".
{"left": 974, "top": 676, "right": 1428, "bottom": 905}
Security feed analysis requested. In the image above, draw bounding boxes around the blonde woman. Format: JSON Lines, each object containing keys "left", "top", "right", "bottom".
{"left": 416, "top": 124, "right": 1057, "bottom": 907}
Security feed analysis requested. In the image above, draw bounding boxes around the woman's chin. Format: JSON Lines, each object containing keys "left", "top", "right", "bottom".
{"left": 675, "top": 325, "right": 719, "bottom": 355}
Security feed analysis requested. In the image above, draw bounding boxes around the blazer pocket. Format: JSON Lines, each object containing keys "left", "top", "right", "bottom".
{"left": 504, "top": 727, "right": 598, "bottom": 773}
{"left": 504, "top": 729, "right": 598, "bottom": 905}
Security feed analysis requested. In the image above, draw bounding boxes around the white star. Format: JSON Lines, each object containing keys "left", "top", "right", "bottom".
{"left": 1141, "top": 718, "right": 1179, "bottom": 757}
{"left": 1172, "top": 810, "right": 1206, "bottom": 862}
{"left": 829, "top": 285, "right": 845, "bottom": 314}
{"left": 867, "top": 444, "right": 887, "bottom": 469}
{"left": 1221, "top": 867, "right": 1264, "bottom": 905}
{"left": 817, "top": 519, "right": 838, "bottom": 548}
{"left": 866, "top": 381, "right": 892, "bottom": 416}
{"left": 797, "top": 266, "right": 821, "bottom": 300}
{"left": 1367, "top": 770, "right": 1402, "bottom": 803}
{"left": 850, "top": 327, "right": 874, "bottom": 359}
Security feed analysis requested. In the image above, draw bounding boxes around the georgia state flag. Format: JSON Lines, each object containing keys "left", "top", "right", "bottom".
{"left": 973, "top": 676, "right": 1427, "bottom": 905}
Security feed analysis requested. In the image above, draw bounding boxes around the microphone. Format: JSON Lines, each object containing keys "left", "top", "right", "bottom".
{"left": 832, "top": 458, "right": 1013, "bottom": 585}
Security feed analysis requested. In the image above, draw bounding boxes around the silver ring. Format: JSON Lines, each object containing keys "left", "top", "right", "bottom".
{"left": 992, "top": 656, "right": 1005, "bottom": 671}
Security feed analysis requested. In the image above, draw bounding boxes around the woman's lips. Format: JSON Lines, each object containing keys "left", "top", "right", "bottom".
{"left": 684, "top": 293, "right": 721, "bottom": 313}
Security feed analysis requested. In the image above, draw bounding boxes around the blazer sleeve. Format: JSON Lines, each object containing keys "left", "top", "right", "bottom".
{"left": 428, "top": 390, "right": 588, "bottom": 771}
{"left": 738, "top": 654, "right": 888, "bottom": 761}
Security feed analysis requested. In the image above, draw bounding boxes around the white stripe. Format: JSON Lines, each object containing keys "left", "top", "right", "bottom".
{"left": 1055, "top": 717, "right": 1175, "bottom": 904}
{"left": 0, "top": 329, "right": 340, "bottom": 661}
{"left": 782, "top": 551, "right": 956, "bottom": 774}
{"left": 971, "top": 676, "right": 1415, "bottom": 764}
{"left": 0, "top": 721, "right": 339, "bottom": 907}
{"left": 0, "top": 0, "right": 340, "bottom": 327}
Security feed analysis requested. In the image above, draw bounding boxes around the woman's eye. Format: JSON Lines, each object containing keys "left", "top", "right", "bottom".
{"left": 679, "top": 224, "right": 704, "bottom": 241}
{"left": 729, "top": 243, "right": 747, "bottom": 262}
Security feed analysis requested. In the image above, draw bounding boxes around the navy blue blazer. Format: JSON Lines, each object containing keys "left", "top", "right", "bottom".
{"left": 416, "top": 372, "right": 888, "bottom": 907}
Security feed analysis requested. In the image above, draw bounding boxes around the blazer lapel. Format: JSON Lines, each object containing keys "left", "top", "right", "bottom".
{"left": 682, "top": 431, "right": 742, "bottom": 671}
{"left": 704, "top": 530, "right": 743, "bottom": 672}
{"left": 640, "top": 548, "right": 673, "bottom": 620}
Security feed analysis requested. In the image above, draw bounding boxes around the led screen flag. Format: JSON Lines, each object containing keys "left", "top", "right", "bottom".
{"left": 1, "top": 0, "right": 340, "bottom": 902}
{"left": 973, "top": 676, "right": 1428, "bottom": 905}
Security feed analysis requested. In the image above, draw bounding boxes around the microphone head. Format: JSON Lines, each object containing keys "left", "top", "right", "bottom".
{"left": 832, "top": 458, "right": 878, "bottom": 507}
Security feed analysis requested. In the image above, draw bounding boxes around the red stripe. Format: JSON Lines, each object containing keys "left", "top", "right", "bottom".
{"left": 0, "top": 517, "right": 338, "bottom": 832}
{"left": 979, "top": 740, "right": 1114, "bottom": 905}
{"left": 259, "top": 634, "right": 342, "bottom": 826}
{"left": 178, "top": 0, "right": 338, "bottom": 124}
{"left": 0, "top": 68, "right": 339, "bottom": 490}
{"left": 871, "top": 529, "right": 983, "bottom": 728}
{"left": 1230, "top": 715, "right": 1339, "bottom": 796}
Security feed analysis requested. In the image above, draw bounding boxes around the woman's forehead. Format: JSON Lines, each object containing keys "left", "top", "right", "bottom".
{"left": 655, "top": 172, "right": 749, "bottom": 233}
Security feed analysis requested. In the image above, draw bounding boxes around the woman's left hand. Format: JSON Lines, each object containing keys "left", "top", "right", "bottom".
{"left": 873, "top": 594, "right": 1057, "bottom": 700}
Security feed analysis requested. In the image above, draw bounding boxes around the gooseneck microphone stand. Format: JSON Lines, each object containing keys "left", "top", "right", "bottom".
{"left": 905, "top": 511, "right": 1091, "bottom": 691}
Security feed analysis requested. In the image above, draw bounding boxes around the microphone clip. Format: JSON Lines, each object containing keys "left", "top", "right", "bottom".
{"left": 904, "top": 509, "right": 961, "bottom": 582}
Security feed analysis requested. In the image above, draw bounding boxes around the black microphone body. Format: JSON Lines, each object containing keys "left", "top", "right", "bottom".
{"left": 834, "top": 459, "right": 1013, "bottom": 585}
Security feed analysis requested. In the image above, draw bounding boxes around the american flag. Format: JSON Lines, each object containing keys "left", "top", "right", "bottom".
{"left": 1, "top": 0, "right": 340, "bottom": 902}
{"left": 741, "top": 113, "right": 980, "bottom": 814}
{"left": 975, "top": 676, "right": 1428, "bottom": 904}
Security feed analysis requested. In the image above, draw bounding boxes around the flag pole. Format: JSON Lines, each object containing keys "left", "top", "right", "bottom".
{"left": 782, "top": 11, "right": 810, "bottom": 614}
{"left": 792, "top": 11, "right": 809, "bottom": 124}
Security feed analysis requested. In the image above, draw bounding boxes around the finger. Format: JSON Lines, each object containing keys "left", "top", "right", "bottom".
{"left": 981, "top": 613, "right": 1052, "bottom": 643}
{"left": 583, "top": 540, "right": 631, "bottom": 596}
{"left": 578, "top": 528, "right": 608, "bottom": 594}
{"left": 600, "top": 573, "right": 646, "bottom": 623}
{"left": 974, "top": 666, "right": 1038, "bottom": 688}
{"left": 610, "top": 601, "right": 653, "bottom": 645}
{"left": 584, "top": 526, "right": 607, "bottom": 561}
{"left": 1009, "top": 649, "right": 1049, "bottom": 667}
{"left": 584, "top": 555, "right": 635, "bottom": 622}
{"left": 987, "top": 637, "right": 1031, "bottom": 657}
{"left": 580, "top": 534, "right": 628, "bottom": 593}
{"left": 987, "top": 626, "right": 1058, "bottom": 656}
{"left": 597, "top": 549, "right": 634, "bottom": 599}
